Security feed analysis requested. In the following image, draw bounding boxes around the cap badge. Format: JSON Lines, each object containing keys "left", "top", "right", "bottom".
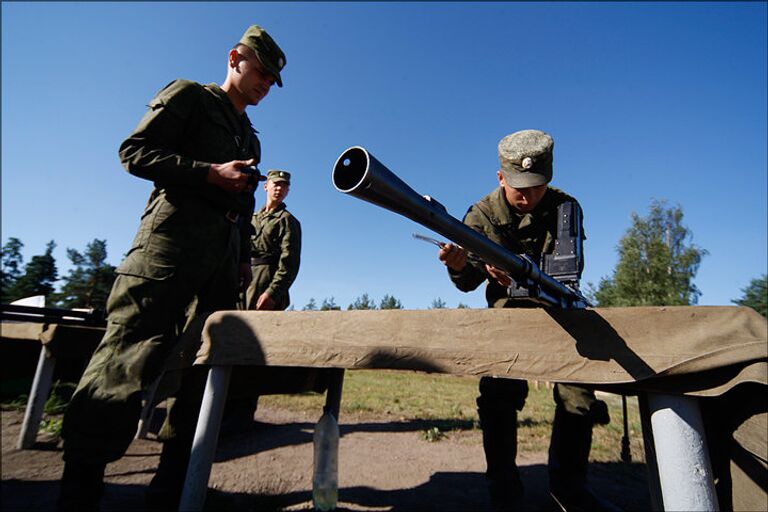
{"left": 522, "top": 157, "right": 533, "bottom": 170}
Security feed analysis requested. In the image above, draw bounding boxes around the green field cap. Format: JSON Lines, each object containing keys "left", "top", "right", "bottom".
{"left": 239, "top": 25, "right": 286, "bottom": 87}
{"left": 267, "top": 169, "right": 291, "bottom": 183}
{"left": 498, "top": 129, "right": 554, "bottom": 188}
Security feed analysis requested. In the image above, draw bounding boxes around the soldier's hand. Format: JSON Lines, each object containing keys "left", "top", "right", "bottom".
{"left": 255, "top": 292, "right": 275, "bottom": 311}
{"left": 485, "top": 264, "right": 512, "bottom": 287}
{"left": 208, "top": 159, "right": 257, "bottom": 193}
{"left": 439, "top": 243, "right": 467, "bottom": 271}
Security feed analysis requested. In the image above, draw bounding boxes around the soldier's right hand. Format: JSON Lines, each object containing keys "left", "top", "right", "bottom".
{"left": 207, "top": 159, "right": 257, "bottom": 193}
{"left": 439, "top": 243, "right": 467, "bottom": 271}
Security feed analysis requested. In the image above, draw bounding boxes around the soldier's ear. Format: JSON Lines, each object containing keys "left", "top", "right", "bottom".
{"left": 497, "top": 170, "right": 505, "bottom": 186}
{"left": 228, "top": 49, "right": 242, "bottom": 69}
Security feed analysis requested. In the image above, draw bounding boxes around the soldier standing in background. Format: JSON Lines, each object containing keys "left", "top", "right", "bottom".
{"left": 222, "top": 169, "right": 302, "bottom": 432}
{"left": 245, "top": 169, "right": 301, "bottom": 311}
{"left": 58, "top": 25, "right": 287, "bottom": 511}
{"left": 438, "top": 130, "right": 615, "bottom": 512}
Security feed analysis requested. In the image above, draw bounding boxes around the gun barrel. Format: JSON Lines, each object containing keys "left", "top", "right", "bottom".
{"left": 332, "top": 146, "right": 583, "bottom": 308}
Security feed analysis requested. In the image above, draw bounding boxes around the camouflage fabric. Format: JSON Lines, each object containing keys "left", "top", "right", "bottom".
{"left": 497, "top": 129, "right": 554, "bottom": 188}
{"left": 244, "top": 203, "right": 301, "bottom": 310}
{"left": 62, "top": 78, "right": 260, "bottom": 465}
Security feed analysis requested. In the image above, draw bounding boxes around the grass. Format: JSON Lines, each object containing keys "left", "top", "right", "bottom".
{"left": 2, "top": 371, "right": 646, "bottom": 463}
{"left": 260, "top": 369, "right": 646, "bottom": 462}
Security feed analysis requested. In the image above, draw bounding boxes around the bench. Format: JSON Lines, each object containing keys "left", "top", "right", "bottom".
{"left": 175, "top": 306, "right": 767, "bottom": 511}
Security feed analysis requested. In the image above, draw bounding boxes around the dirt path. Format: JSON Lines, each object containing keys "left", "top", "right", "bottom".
{"left": 1, "top": 406, "right": 649, "bottom": 511}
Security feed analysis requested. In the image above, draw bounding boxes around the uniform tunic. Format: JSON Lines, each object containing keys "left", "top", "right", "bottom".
{"left": 245, "top": 203, "right": 301, "bottom": 310}
{"left": 62, "top": 80, "right": 261, "bottom": 464}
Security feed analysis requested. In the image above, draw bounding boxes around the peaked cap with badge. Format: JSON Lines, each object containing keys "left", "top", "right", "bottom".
{"left": 498, "top": 129, "right": 554, "bottom": 188}
{"left": 239, "top": 25, "right": 287, "bottom": 87}
{"left": 266, "top": 169, "right": 291, "bottom": 184}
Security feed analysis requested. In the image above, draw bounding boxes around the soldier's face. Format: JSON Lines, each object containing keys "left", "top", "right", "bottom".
{"left": 498, "top": 171, "right": 547, "bottom": 212}
{"left": 234, "top": 50, "right": 275, "bottom": 105}
{"left": 264, "top": 180, "right": 289, "bottom": 203}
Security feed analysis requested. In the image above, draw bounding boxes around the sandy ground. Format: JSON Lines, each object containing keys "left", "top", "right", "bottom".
{"left": 1, "top": 405, "right": 650, "bottom": 511}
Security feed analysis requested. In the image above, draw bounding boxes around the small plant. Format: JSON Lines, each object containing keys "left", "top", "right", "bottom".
{"left": 40, "top": 416, "right": 64, "bottom": 435}
{"left": 44, "top": 381, "right": 76, "bottom": 414}
{"left": 422, "top": 426, "right": 445, "bottom": 442}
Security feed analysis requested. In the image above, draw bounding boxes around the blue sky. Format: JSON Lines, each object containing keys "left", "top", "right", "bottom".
{"left": 2, "top": 2, "right": 766, "bottom": 310}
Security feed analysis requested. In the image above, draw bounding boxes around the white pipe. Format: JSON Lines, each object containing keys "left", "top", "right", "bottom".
{"left": 178, "top": 365, "right": 232, "bottom": 511}
{"left": 646, "top": 392, "right": 718, "bottom": 511}
{"left": 17, "top": 348, "right": 56, "bottom": 449}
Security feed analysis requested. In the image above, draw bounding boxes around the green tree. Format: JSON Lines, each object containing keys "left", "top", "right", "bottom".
{"left": 53, "top": 239, "right": 117, "bottom": 310}
{"left": 320, "top": 297, "right": 340, "bottom": 311}
{"left": 303, "top": 298, "right": 318, "bottom": 311}
{"left": 6, "top": 241, "right": 58, "bottom": 302}
{"left": 430, "top": 298, "right": 447, "bottom": 309}
{"left": 457, "top": 303, "right": 470, "bottom": 309}
{"left": 732, "top": 275, "right": 767, "bottom": 318}
{"left": 590, "top": 200, "right": 707, "bottom": 306}
{"left": 379, "top": 294, "right": 403, "bottom": 310}
{"left": 1, "top": 237, "right": 25, "bottom": 302}
{"left": 348, "top": 293, "right": 376, "bottom": 310}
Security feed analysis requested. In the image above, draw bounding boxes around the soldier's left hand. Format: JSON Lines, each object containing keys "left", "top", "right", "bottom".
{"left": 255, "top": 292, "right": 276, "bottom": 311}
{"left": 485, "top": 264, "right": 512, "bottom": 287}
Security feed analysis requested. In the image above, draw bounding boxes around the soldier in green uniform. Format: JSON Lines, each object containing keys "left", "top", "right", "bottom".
{"left": 438, "top": 130, "right": 613, "bottom": 512}
{"left": 221, "top": 169, "right": 302, "bottom": 432}
{"left": 245, "top": 169, "right": 301, "bottom": 311}
{"left": 58, "top": 25, "right": 286, "bottom": 511}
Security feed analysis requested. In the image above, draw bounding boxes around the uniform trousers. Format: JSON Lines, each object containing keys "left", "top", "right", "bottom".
{"left": 62, "top": 192, "right": 241, "bottom": 465}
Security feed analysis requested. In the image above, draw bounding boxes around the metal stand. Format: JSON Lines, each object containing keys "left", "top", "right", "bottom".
{"left": 642, "top": 392, "right": 719, "bottom": 511}
{"left": 323, "top": 369, "right": 345, "bottom": 419}
{"left": 135, "top": 376, "right": 162, "bottom": 439}
{"left": 179, "top": 365, "right": 232, "bottom": 512}
{"left": 16, "top": 347, "right": 56, "bottom": 449}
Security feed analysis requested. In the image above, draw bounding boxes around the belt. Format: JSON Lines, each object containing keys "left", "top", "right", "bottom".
{"left": 224, "top": 210, "right": 240, "bottom": 223}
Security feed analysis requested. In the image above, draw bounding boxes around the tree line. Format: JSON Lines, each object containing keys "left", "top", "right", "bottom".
{"left": 2, "top": 201, "right": 766, "bottom": 317}
{"left": 2, "top": 238, "right": 116, "bottom": 310}
{"left": 296, "top": 294, "right": 471, "bottom": 311}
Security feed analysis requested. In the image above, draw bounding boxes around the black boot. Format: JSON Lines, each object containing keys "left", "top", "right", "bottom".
{"left": 548, "top": 407, "right": 619, "bottom": 512}
{"left": 58, "top": 461, "right": 106, "bottom": 512}
{"left": 477, "top": 404, "right": 524, "bottom": 511}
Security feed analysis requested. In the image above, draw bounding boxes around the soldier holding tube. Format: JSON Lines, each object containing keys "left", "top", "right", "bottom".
{"left": 439, "top": 129, "right": 615, "bottom": 511}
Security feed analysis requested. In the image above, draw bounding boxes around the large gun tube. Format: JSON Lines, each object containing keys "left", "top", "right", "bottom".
{"left": 332, "top": 146, "right": 584, "bottom": 308}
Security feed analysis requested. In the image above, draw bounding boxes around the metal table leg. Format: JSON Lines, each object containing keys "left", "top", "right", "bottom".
{"left": 135, "top": 375, "right": 162, "bottom": 439}
{"left": 178, "top": 365, "right": 232, "bottom": 512}
{"left": 324, "top": 369, "right": 345, "bottom": 419}
{"left": 644, "top": 392, "right": 719, "bottom": 511}
{"left": 17, "top": 347, "right": 56, "bottom": 449}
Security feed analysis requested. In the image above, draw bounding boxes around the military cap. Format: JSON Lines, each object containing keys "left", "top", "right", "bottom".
{"left": 498, "top": 129, "right": 554, "bottom": 188}
{"left": 266, "top": 169, "right": 291, "bottom": 183}
{"left": 239, "top": 25, "right": 286, "bottom": 87}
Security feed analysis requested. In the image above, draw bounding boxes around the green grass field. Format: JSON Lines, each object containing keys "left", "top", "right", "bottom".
{"left": 4, "top": 370, "right": 646, "bottom": 462}
{"left": 261, "top": 369, "right": 646, "bottom": 462}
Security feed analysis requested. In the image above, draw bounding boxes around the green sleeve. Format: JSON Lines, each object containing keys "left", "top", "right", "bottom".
{"left": 266, "top": 215, "right": 302, "bottom": 297}
{"left": 447, "top": 206, "right": 490, "bottom": 292}
{"left": 118, "top": 80, "right": 211, "bottom": 186}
